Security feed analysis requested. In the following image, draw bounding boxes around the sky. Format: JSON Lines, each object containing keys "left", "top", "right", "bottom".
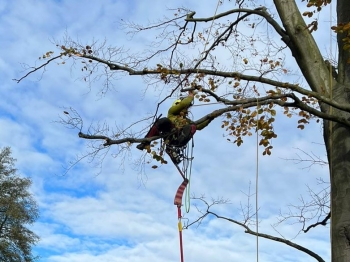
{"left": 0, "top": 0, "right": 333, "bottom": 261}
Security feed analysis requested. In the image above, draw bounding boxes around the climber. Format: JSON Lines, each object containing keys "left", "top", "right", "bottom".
{"left": 136, "top": 90, "right": 210, "bottom": 150}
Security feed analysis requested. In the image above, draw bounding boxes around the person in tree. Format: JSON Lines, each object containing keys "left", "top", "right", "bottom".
{"left": 136, "top": 90, "right": 211, "bottom": 150}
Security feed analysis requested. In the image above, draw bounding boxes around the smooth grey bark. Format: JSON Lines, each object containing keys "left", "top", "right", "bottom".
{"left": 329, "top": 1, "right": 350, "bottom": 261}
{"left": 274, "top": 0, "right": 350, "bottom": 261}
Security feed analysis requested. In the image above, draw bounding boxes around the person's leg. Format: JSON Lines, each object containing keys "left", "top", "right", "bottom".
{"left": 170, "top": 124, "right": 196, "bottom": 147}
{"left": 156, "top": 117, "right": 173, "bottom": 134}
{"left": 136, "top": 118, "right": 172, "bottom": 150}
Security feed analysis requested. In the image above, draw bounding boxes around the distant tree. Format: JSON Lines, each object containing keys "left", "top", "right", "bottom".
{"left": 0, "top": 147, "right": 39, "bottom": 262}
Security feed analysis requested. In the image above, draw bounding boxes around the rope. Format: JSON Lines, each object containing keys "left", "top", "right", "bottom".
{"left": 184, "top": 139, "right": 194, "bottom": 213}
{"left": 203, "top": 1, "right": 220, "bottom": 54}
{"left": 177, "top": 206, "right": 185, "bottom": 262}
{"left": 173, "top": 1, "right": 222, "bottom": 260}
{"left": 255, "top": 98, "right": 260, "bottom": 262}
{"left": 328, "top": 1, "right": 333, "bottom": 251}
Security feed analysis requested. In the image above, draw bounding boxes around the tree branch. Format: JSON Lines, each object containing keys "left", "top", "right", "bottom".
{"left": 75, "top": 92, "right": 350, "bottom": 147}
{"left": 187, "top": 197, "right": 325, "bottom": 262}
{"left": 185, "top": 7, "right": 289, "bottom": 44}
{"left": 303, "top": 212, "right": 331, "bottom": 233}
{"left": 71, "top": 55, "right": 350, "bottom": 115}
{"left": 13, "top": 54, "right": 63, "bottom": 83}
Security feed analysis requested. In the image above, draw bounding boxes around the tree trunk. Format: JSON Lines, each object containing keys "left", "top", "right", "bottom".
{"left": 327, "top": 109, "right": 350, "bottom": 261}
{"left": 275, "top": 0, "right": 350, "bottom": 261}
{"left": 327, "top": 1, "right": 350, "bottom": 261}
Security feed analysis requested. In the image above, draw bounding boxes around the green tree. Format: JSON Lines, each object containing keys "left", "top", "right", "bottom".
{"left": 0, "top": 147, "right": 39, "bottom": 262}
{"left": 15, "top": 0, "right": 350, "bottom": 261}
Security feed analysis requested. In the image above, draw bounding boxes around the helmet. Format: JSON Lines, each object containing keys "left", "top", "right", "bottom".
{"left": 172, "top": 99, "right": 182, "bottom": 107}
{"left": 171, "top": 96, "right": 194, "bottom": 107}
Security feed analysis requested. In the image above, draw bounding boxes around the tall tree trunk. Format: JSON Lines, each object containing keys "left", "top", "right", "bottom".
{"left": 327, "top": 103, "right": 350, "bottom": 261}
{"left": 328, "top": 0, "right": 350, "bottom": 261}
{"left": 275, "top": 0, "right": 350, "bottom": 261}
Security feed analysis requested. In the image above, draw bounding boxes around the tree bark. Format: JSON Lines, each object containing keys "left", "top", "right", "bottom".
{"left": 337, "top": 0, "right": 350, "bottom": 84}
{"left": 328, "top": 1, "right": 350, "bottom": 261}
{"left": 273, "top": 0, "right": 330, "bottom": 95}
{"left": 274, "top": 0, "right": 350, "bottom": 261}
{"left": 328, "top": 112, "right": 350, "bottom": 261}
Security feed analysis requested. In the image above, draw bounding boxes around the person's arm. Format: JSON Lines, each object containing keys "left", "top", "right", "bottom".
{"left": 195, "top": 110, "right": 219, "bottom": 130}
{"left": 168, "top": 92, "right": 194, "bottom": 116}
{"left": 196, "top": 119, "right": 211, "bottom": 130}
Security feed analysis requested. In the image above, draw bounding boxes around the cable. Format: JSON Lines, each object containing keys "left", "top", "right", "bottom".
{"left": 328, "top": 1, "right": 333, "bottom": 253}
{"left": 255, "top": 99, "right": 260, "bottom": 262}
{"left": 184, "top": 140, "right": 194, "bottom": 213}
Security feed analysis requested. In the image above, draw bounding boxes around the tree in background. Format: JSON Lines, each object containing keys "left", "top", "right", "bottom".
{"left": 0, "top": 147, "right": 39, "bottom": 262}
{"left": 15, "top": 0, "right": 350, "bottom": 261}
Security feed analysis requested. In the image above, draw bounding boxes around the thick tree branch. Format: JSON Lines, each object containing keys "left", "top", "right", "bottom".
{"left": 73, "top": 56, "right": 350, "bottom": 114}
{"left": 77, "top": 92, "right": 350, "bottom": 147}
{"left": 78, "top": 131, "right": 164, "bottom": 146}
{"left": 274, "top": 0, "right": 331, "bottom": 95}
{"left": 185, "top": 7, "right": 289, "bottom": 44}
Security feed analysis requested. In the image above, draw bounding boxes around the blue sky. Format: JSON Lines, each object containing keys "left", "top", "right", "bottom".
{"left": 0, "top": 0, "right": 332, "bottom": 261}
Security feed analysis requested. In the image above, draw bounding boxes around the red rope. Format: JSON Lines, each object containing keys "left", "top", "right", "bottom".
{"left": 174, "top": 180, "right": 188, "bottom": 262}
{"left": 167, "top": 149, "right": 189, "bottom": 262}
{"left": 177, "top": 205, "right": 184, "bottom": 262}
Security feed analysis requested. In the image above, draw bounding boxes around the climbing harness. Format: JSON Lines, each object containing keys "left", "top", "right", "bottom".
{"left": 162, "top": 137, "right": 194, "bottom": 262}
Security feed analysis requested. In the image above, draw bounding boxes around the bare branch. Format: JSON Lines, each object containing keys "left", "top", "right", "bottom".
{"left": 13, "top": 54, "right": 63, "bottom": 83}
{"left": 281, "top": 147, "right": 328, "bottom": 170}
{"left": 185, "top": 7, "right": 288, "bottom": 44}
{"left": 276, "top": 183, "right": 330, "bottom": 235}
{"left": 303, "top": 212, "right": 331, "bottom": 233}
{"left": 187, "top": 197, "right": 325, "bottom": 262}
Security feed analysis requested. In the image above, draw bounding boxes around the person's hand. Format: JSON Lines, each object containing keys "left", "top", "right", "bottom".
{"left": 188, "top": 90, "right": 197, "bottom": 97}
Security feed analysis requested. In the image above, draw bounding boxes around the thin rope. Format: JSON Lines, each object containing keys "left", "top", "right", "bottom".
{"left": 255, "top": 99, "right": 259, "bottom": 262}
{"left": 328, "top": 1, "right": 333, "bottom": 253}
{"left": 181, "top": 0, "right": 221, "bottom": 211}
{"left": 184, "top": 140, "right": 194, "bottom": 213}
{"left": 201, "top": 0, "right": 221, "bottom": 59}
{"left": 194, "top": 0, "right": 221, "bottom": 86}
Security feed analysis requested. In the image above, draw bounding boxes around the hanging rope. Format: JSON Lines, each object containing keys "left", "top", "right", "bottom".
{"left": 170, "top": 1, "right": 222, "bottom": 260}
{"left": 184, "top": 139, "right": 194, "bottom": 213}
{"left": 255, "top": 95, "right": 260, "bottom": 262}
{"left": 328, "top": 1, "right": 334, "bottom": 248}
{"left": 171, "top": 153, "right": 189, "bottom": 262}
{"left": 177, "top": 205, "right": 185, "bottom": 262}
